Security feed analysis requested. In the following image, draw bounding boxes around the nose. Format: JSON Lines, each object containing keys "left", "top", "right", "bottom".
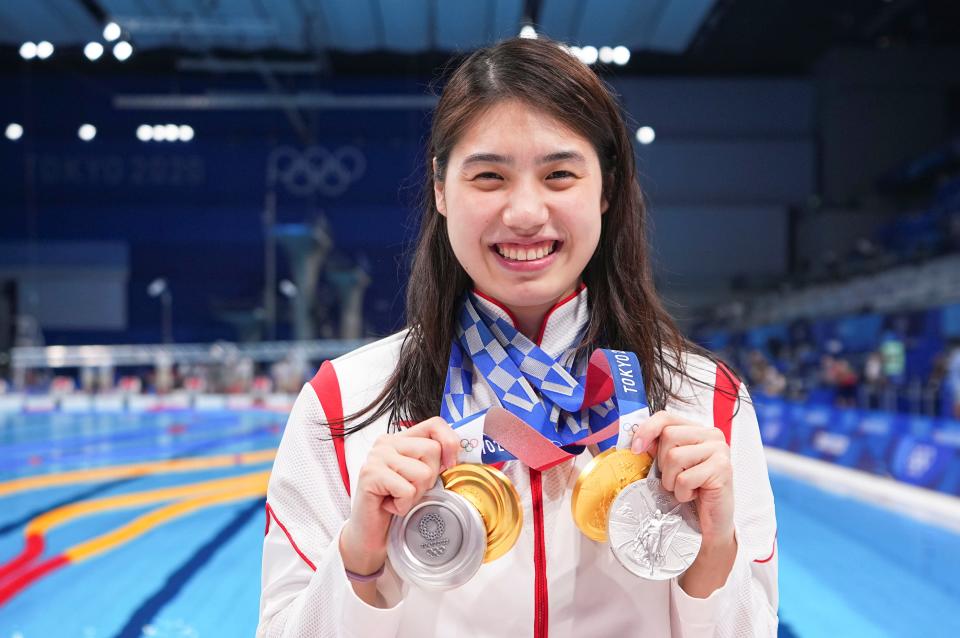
{"left": 501, "top": 178, "right": 548, "bottom": 233}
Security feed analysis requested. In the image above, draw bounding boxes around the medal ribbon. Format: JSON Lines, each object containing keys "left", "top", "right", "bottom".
{"left": 441, "top": 294, "right": 650, "bottom": 469}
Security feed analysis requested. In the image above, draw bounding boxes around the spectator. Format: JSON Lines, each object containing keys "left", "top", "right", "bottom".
{"left": 947, "top": 338, "right": 960, "bottom": 420}
{"left": 820, "top": 352, "right": 859, "bottom": 408}
{"left": 880, "top": 329, "right": 906, "bottom": 385}
{"left": 864, "top": 350, "right": 885, "bottom": 409}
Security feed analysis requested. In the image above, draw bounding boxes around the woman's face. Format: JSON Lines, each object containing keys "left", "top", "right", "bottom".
{"left": 435, "top": 100, "right": 607, "bottom": 317}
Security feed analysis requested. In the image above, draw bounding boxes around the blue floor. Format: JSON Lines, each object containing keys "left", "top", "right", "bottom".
{"left": 2, "top": 410, "right": 959, "bottom": 637}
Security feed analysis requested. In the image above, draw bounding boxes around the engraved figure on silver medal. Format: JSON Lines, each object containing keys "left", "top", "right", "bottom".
{"left": 607, "top": 477, "right": 702, "bottom": 580}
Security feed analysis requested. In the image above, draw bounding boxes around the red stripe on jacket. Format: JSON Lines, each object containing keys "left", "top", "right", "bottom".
{"left": 310, "top": 360, "right": 350, "bottom": 497}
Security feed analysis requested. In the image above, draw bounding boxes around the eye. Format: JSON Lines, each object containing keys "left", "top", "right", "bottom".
{"left": 547, "top": 170, "right": 575, "bottom": 180}
{"left": 473, "top": 171, "right": 503, "bottom": 181}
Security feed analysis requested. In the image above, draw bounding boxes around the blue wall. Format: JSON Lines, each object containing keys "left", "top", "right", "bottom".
{"left": 1, "top": 72, "right": 814, "bottom": 343}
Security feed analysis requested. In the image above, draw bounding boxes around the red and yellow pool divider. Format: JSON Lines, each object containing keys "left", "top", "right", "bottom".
{"left": 0, "top": 470, "right": 270, "bottom": 605}
{"left": 65, "top": 472, "right": 269, "bottom": 562}
{"left": 0, "top": 448, "right": 276, "bottom": 497}
{"left": 0, "top": 471, "right": 268, "bottom": 582}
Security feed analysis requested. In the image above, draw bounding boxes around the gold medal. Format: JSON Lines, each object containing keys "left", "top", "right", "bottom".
{"left": 571, "top": 448, "right": 653, "bottom": 542}
{"left": 441, "top": 464, "right": 523, "bottom": 562}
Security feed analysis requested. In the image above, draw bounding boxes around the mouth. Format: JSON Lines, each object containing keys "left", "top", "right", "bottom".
{"left": 491, "top": 240, "right": 559, "bottom": 262}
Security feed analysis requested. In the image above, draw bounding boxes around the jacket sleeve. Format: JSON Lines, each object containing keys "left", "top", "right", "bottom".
{"left": 669, "top": 382, "right": 779, "bottom": 638}
{"left": 257, "top": 382, "right": 407, "bottom": 638}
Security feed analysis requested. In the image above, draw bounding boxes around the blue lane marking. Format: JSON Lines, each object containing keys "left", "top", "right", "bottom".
{"left": 111, "top": 498, "right": 265, "bottom": 638}
{"left": 0, "top": 416, "right": 282, "bottom": 475}
{"left": 0, "top": 422, "right": 279, "bottom": 538}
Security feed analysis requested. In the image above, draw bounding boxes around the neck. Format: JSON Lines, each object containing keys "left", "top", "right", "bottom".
{"left": 511, "top": 302, "right": 559, "bottom": 342}
{"left": 473, "top": 284, "right": 581, "bottom": 343}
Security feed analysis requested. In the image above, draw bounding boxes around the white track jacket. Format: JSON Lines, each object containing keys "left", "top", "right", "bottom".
{"left": 257, "top": 289, "right": 778, "bottom": 637}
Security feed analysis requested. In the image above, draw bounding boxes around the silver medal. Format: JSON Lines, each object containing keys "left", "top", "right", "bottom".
{"left": 387, "top": 479, "right": 487, "bottom": 590}
{"left": 607, "top": 471, "right": 702, "bottom": 580}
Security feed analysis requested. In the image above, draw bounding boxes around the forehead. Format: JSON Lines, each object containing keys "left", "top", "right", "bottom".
{"left": 452, "top": 100, "right": 595, "bottom": 159}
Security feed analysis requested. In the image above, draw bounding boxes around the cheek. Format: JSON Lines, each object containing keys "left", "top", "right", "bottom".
{"left": 562, "top": 206, "right": 603, "bottom": 249}
{"left": 447, "top": 193, "right": 499, "bottom": 241}
{"left": 445, "top": 202, "right": 493, "bottom": 269}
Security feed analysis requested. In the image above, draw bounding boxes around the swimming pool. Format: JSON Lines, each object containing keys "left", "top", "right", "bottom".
{"left": 0, "top": 409, "right": 282, "bottom": 638}
{"left": 2, "top": 409, "right": 958, "bottom": 637}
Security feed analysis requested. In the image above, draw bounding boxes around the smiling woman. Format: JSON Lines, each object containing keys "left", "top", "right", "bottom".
{"left": 258, "top": 36, "right": 778, "bottom": 638}
{"left": 435, "top": 100, "right": 607, "bottom": 338}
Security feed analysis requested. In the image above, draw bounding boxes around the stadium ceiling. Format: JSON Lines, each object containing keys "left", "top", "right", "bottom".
{"left": 0, "top": 0, "right": 958, "bottom": 75}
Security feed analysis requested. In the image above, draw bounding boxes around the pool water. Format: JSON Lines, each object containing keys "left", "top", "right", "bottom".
{"left": 1, "top": 410, "right": 959, "bottom": 637}
{"left": 1, "top": 410, "right": 282, "bottom": 638}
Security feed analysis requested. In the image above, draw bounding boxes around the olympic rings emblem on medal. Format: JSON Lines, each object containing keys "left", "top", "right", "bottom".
{"left": 418, "top": 512, "right": 446, "bottom": 541}
{"left": 622, "top": 422, "right": 641, "bottom": 434}
{"left": 266, "top": 145, "right": 366, "bottom": 197}
{"left": 460, "top": 438, "right": 479, "bottom": 453}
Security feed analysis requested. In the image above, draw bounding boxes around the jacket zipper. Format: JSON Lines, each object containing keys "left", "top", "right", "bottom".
{"left": 530, "top": 468, "right": 548, "bottom": 638}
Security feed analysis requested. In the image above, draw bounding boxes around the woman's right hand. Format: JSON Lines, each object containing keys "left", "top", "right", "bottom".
{"left": 339, "top": 417, "right": 461, "bottom": 576}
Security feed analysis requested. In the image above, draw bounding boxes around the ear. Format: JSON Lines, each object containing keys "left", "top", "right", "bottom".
{"left": 601, "top": 173, "right": 612, "bottom": 214}
{"left": 433, "top": 157, "right": 446, "bottom": 216}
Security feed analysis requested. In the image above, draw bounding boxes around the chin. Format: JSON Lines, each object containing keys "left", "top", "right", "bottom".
{"left": 496, "top": 278, "right": 577, "bottom": 307}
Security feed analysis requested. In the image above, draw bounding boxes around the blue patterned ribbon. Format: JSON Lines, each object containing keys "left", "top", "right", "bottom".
{"left": 441, "top": 293, "right": 649, "bottom": 464}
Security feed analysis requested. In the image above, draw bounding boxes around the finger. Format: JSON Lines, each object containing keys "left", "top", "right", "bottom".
{"left": 397, "top": 415, "right": 448, "bottom": 437}
{"left": 630, "top": 411, "right": 688, "bottom": 454}
{"left": 386, "top": 452, "right": 437, "bottom": 494}
{"left": 399, "top": 416, "right": 461, "bottom": 470}
{"left": 382, "top": 498, "right": 401, "bottom": 517}
{"left": 673, "top": 455, "right": 727, "bottom": 503}
{"left": 381, "top": 472, "right": 422, "bottom": 517}
{"left": 370, "top": 466, "right": 417, "bottom": 508}
{"left": 658, "top": 441, "right": 717, "bottom": 493}
{"left": 392, "top": 436, "right": 443, "bottom": 475}
{"left": 636, "top": 423, "right": 716, "bottom": 469}
{"left": 656, "top": 425, "right": 723, "bottom": 468}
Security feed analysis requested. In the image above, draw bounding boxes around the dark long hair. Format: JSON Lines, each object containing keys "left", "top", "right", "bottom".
{"left": 333, "top": 36, "right": 741, "bottom": 436}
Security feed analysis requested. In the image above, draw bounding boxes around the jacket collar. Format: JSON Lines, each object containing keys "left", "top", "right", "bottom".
{"left": 470, "top": 284, "right": 589, "bottom": 360}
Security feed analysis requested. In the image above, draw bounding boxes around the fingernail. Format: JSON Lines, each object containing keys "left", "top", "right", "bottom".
{"left": 633, "top": 437, "right": 648, "bottom": 454}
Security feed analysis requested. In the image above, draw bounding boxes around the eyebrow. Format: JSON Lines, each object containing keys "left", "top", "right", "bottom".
{"left": 460, "top": 150, "right": 586, "bottom": 168}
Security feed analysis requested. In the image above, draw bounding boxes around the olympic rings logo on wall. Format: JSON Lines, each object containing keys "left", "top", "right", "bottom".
{"left": 266, "top": 145, "right": 366, "bottom": 197}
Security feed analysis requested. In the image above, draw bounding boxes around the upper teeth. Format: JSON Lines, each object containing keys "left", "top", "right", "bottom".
{"left": 496, "top": 241, "right": 556, "bottom": 261}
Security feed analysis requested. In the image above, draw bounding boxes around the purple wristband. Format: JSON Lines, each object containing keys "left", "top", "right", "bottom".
{"left": 345, "top": 563, "right": 385, "bottom": 583}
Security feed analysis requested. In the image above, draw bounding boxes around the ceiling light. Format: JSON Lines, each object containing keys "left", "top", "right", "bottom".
{"left": 83, "top": 42, "right": 104, "bottom": 61}
{"left": 113, "top": 41, "right": 133, "bottom": 62}
{"left": 612, "top": 46, "right": 631, "bottom": 66}
{"left": 5, "top": 123, "right": 24, "bottom": 141}
{"left": 36, "top": 41, "right": 54, "bottom": 59}
{"left": 104, "top": 22, "right": 121, "bottom": 42}
{"left": 19, "top": 42, "right": 37, "bottom": 60}
{"left": 636, "top": 126, "right": 655, "bottom": 145}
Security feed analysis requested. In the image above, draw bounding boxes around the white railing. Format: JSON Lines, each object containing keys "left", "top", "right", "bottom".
{"left": 11, "top": 339, "right": 370, "bottom": 369}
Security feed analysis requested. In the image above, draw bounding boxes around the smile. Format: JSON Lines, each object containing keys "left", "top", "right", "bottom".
{"left": 493, "top": 240, "right": 558, "bottom": 262}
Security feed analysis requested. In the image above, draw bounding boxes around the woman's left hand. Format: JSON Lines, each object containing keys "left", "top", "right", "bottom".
{"left": 630, "top": 410, "right": 735, "bottom": 547}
